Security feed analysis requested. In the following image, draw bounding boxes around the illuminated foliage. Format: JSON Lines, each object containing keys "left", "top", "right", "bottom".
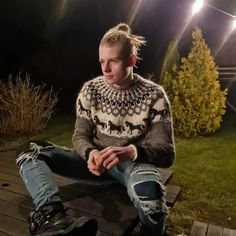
{"left": 161, "top": 27, "right": 227, "bottom": 137}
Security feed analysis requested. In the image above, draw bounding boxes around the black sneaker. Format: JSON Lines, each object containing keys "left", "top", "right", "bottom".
{"left": 29, "top": 201, "right": 97, "bottom": 235}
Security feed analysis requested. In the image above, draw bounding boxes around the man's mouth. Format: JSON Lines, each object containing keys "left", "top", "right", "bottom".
{"left": 105, "top": 76, "right": 113, "bottom": 80}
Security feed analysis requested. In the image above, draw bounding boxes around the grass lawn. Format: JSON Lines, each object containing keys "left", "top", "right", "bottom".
{"left": 168, "top": 113, "right": 236, "bottom": 234}
{"left": 1, "top": 111, "right": 235, "bottom": 235}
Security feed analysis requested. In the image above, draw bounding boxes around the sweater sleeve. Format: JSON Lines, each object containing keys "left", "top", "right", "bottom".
{"left": 134, "top": 87, "right": 175, "bottom": 168}
{"left": 72, "top": 84, "right": 98, "bottom": 160}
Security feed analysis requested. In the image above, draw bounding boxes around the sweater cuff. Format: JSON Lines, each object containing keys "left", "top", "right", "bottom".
{"left": 129, "top": 144, "right": 138, "bottom": 161}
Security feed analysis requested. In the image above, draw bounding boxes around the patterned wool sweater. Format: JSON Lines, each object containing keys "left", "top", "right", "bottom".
{"left": 72, "top": 74, "right": 175, "bottom": 168}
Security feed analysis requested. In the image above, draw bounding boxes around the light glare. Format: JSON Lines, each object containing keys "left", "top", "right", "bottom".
{"left": 192, "top": 0, "right": 204, "bottom": 16}
{"left": 233, "top": 19, "right": 236, "bottom": 30}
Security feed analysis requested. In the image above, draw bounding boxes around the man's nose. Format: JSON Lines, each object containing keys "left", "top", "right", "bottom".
{"left": 104, "top": 62, "right": 111, "bottom": 72}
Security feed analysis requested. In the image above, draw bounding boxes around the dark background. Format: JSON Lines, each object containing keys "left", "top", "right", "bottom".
{"left": 0, "top": 0, "right": 236, "bottom": 109}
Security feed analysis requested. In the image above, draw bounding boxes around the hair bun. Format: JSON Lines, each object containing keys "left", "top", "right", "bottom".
{"left": 116, "top": 23, "right": 131, "bottom": 33}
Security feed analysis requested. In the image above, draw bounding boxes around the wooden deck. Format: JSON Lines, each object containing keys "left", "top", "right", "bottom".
{"left": 0, "top": 149, "right": 180, "bottom": 235}
{"left": 190, "top": 221, "right": 236, "bottom": 236}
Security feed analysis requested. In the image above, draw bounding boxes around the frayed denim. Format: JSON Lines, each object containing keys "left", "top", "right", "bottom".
{"left": 16, "top": 141, "right": 167, "bottom": 235}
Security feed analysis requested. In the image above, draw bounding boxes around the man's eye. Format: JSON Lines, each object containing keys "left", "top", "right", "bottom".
{"left": 111, "top": 60, "right": 118, "bottom": 63}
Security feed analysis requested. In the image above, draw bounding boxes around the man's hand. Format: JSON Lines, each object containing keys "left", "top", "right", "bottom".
{"left": 97, "top": 145, "right": 136, "bottom": 170}
{"left": 87, "top": 150, "right": 104, "bottom": 176}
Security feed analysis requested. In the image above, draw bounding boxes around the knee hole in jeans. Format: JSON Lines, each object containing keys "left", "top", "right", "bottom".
{"left": 134, "top": 180, "right": 163, "bottom": 201}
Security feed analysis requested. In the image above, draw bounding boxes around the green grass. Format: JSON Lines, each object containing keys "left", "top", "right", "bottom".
{"left": 1, "top": 112, "right": 236, "bottom": 235}
{"left": 168, "top": 114, "right": 236, "bottom": 235}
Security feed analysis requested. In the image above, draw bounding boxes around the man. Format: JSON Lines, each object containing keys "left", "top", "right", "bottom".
{"left": 16, "top": 23, "right": 175, "bottom": 235}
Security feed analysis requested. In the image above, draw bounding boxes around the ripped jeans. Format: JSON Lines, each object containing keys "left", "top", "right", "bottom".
{"left": 16, "top": 141, "right": 167, "bottom": 235}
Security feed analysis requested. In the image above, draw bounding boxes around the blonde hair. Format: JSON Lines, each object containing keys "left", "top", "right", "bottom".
{"left": 100, "top": 23, "right": 146, "bottom": 60}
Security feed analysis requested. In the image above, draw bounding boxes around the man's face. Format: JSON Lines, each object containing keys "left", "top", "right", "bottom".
{"left": 99, "top": 43, "right": 133, "bottom": 89}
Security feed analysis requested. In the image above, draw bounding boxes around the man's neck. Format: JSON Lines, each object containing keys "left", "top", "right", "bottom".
{"left": 112, "top": 72, "right": 134, "bottom": 90}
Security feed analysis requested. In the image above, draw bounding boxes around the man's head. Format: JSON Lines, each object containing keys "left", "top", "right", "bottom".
{"left": 99, "top": 23, "right": 146, "bottom": 89}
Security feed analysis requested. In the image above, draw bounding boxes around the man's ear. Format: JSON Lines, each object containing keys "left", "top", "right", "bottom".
{"left": 128, "top": 54, "right": 137, "bottom": 67}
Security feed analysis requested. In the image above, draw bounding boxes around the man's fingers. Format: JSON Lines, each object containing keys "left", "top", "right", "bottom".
{"left": 106, "top": 158, "right": 119, "bottom": 169}
{"left": 97, "top": 146, "right": 130, "bottom": 169}
{"left": 98, "top": 147, "right": 120, "bottom": 165}
{"left": 98, "top": 152, "right": 111, "bottom": 165}
{"left": 87, "top": 156, "right": 95, "bottom": 165}
{"left": 99, "top": 146, "right": 112, "bottom": 155}
{"left": 99, "top": 146, "right": 119, "bottom": 155}
{"left": 88, "top": 163, "right": 104, "bottom": 176}
{"left": 87, "top": 156, "right": 104, "bottom": 176}
{"left": 103, "top": 155, "right": 119, "bottom": 169}
{"left": 89, "top": 168, "right": 101, "bottom": 176}
{"left": 88, "top": 155, "right": 101, "bottom": 169}
{"left": 94, "top": 155, "right": 100, "bottom": 166}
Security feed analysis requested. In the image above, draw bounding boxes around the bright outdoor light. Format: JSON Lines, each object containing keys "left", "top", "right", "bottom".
{"left": 192, "top": 0, "right": 204, "bottom": 16}
{"left": 233, "top": 19, "right": 236, "bottom": 30}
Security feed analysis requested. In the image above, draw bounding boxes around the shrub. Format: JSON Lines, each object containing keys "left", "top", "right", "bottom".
{"left": 0, "top": 72, "right": 58, "bottom": 134}
{"left": 161, "top": 28, "right": 227, "bottom": 138}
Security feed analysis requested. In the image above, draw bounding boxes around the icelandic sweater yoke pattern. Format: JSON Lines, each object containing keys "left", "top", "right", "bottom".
{"left": 76, "top": 74, "right": 169, "bottom": 139}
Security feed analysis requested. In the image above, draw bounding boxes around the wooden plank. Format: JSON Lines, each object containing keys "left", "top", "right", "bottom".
{"left": 0, "top": 188, "right": 33, "bottom": 208}
{"left": 0, "top": 173, "right": 136, "bottom": 220}
{"left": 166, "top": 184, "right": 181, "bottom": 207}
{"left": 0, "top": 180, "right": 134, "bottom": 220}
{"left": 0, "top": 150, "right": 16, "bottom": 159}
{"left": 0, "top": 189, "right": 122, "bottom": 236}
{"left": 65, "top": 189, "right": 136, "bottom": 218}
{"left": 68, "top": 207, "right": 133, "bottom": 236}
{"left": 0, "top": 180, "right": 136, "bottom": 235}
{"left": 0, "top": 172, "right": 23, "bottom": 184}
{"left": 207, "top": 224, "right": 223, "bottom": 236}
{"left": 159, "top": 168, "right": 173, "bottom": 184}
{"left": 0, "top": 232, "right": 10, "bottom": 236}
{"left": 0, "top": 213, "right": 29, "bottom": 235}
{"left": 190, "top": 221, "right": 208, "bottom": 236}
{"left": 223, "top": 227, "right": 236, "bottom": 236}
{"left": 0, "top": 199, "right": 31, "bottom": 222}
{"left": 0, "top": 172, "right": 180, "bottom": 235}
{"left": 0, "top": 181, "right": 28, "bottom": 196}
{"left": 60, "top": 184, "right": 136, "bottom": 218}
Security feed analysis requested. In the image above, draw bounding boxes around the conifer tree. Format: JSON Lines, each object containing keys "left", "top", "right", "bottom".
{"left": 161, "top": 27, "right": 227, "bottom": 137}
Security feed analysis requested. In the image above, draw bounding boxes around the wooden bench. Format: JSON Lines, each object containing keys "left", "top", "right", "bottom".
{"left": 190, "top": 221, "right": 236, "bottom": 236}
{"left": 0, "top": 149, "right": 181, "bottom": 235}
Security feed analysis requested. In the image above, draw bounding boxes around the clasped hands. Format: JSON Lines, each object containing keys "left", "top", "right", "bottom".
{"left": 87, "top": 145, "right": 136, "bottom": 176}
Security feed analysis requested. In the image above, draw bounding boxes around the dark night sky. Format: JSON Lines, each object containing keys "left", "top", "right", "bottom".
{"left": 0, "top": 0, "right": 236, "bottom": 107}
